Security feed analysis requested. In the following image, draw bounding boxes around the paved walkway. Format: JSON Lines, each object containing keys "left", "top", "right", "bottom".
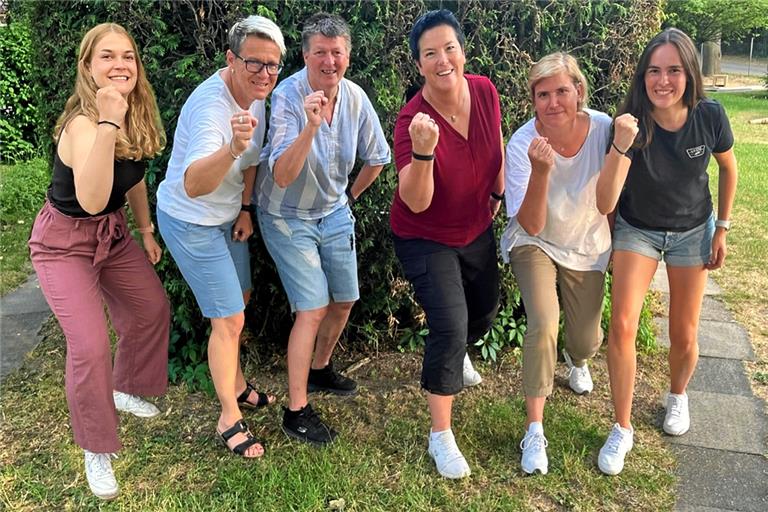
{"left": 651, "top": 262, "right": 768, "bottom": 511}
{"left": 1, "top": 269, "right": 767, "bottom": 509}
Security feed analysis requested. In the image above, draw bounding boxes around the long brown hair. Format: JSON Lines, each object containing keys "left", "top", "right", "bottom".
{"left": 55, "top": 23, "right": 165, "bottom": 160}
{"left": 618, "top": 28, "right": 705, "bottom": 149}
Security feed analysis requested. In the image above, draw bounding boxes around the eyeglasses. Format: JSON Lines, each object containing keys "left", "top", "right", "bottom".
{"left": 233, "top": 51, "right": 283, "bottom": 76}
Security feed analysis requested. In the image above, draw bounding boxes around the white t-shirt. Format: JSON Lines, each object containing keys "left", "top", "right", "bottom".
{"left": 500, "top": 109, "right": 612, "bottom": 272}
{"left": 157, "top": 69, "right": 266, "bottom": 225}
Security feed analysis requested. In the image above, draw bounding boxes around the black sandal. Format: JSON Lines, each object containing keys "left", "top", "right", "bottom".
{"left": 237, "top": 382, "right": 273, "bottom": 409}
{"left": 216, "top": 419, "right": 265, "bottom": 457}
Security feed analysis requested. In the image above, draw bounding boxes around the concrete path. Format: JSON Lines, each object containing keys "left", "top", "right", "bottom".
{"left": 0, "top": 274, "right": 50, "bottom": 381}
{"left": 651, "top": 262, "right": 768, "bottom": 511}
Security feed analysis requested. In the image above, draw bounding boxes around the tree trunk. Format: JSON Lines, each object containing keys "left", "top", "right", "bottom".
{"left": 702, "top": 39, "right": 722, "bottom": 76}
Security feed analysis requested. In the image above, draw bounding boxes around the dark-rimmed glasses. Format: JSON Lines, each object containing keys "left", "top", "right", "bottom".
{"left": 233, "top": 51, "right": 283, "bottom": 76}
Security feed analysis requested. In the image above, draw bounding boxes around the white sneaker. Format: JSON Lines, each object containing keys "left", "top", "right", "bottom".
{"left": 428, "top": 429, "right": 471, "bottom": 479}
{"left": 84, "top": 451, "right": 118, "bottom": 500}
{"left": 663, "top": 392, "right": 690, "bottom": 436}
{"left": 562, "top": 349, "right": 593, "bottom": 394}
{"left": 113, "top": 391, "right": 160, "bottom": 418}
{"left": 598, "top": 423, "right": 634, "bottom": 475}
{"left": 520, "top": 422, "right": 548, "bottom": 475}
{"left": 463, "top": 353, "right": 482, "bottom": 387}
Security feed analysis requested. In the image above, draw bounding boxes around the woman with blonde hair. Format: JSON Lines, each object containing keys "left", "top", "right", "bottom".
{"left": 28, "top": 23, "right": 170, "bottom": 499}
{"left": 501, "top": 52, "right": 612, "bottom": 474}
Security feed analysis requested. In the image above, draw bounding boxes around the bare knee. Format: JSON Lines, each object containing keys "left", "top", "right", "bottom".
{"left": 211, "top": 313, "right": 244, "bottom": 343}
{"left": 295, "top": 307, "right": 328, "bottom": 328}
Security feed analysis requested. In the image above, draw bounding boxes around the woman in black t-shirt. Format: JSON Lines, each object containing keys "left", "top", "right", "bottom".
{"left": 595, "top": 28, "right": 737, "bottom": 476}
{"left": 28, "top": 23, "right": 169, "bottom": 499}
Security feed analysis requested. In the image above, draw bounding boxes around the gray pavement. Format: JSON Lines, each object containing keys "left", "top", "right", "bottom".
{"left": 650, "top": 262, "right": 768, "bottom": 512}
{"left": 0, "top": 274, "right": 50, "bottom": 381}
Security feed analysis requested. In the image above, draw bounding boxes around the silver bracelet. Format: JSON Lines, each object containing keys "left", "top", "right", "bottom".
{"left": 228, "top": 140, "right": 241, "bottom": 160}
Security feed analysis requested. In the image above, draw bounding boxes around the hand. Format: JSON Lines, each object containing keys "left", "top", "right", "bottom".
{"left": 230, "top": 111, "right": 257, "bottom": 157}
{"left": 142, "top": 234, "right": 162, "bottom": 265}
{"left": 527, "top": 137, "right": 555, "bottom": 174}
{"left": 304, "top": 91, "right": 328, "bottom": 128}
{"left": 96, "top": 85, "right": 128, "bottom": 126}
{"left": 613, "top": 113, "right": 639, "bottom": 152}
{"left": 409, "top": 112, "right": 439, "bottom": 156}
{"left": 705, "top": 229, "right": 727, "bottom": 270}
{"left": 232, "top": 211, "right": 253, "bottom": 242}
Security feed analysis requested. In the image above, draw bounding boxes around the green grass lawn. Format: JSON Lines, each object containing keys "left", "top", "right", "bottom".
{"left": 0, "top": 321, "right": 675, "bottom": 511}
{"left": 707, "top": 91, "right": 768, "bottom": 390}
{"left": 0, "top": 158, "right": 49, "bottom": 294}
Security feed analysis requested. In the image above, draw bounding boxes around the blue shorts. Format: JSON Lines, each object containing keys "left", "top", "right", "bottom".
{"left": 257, "top": 205, "right": 359, "bottom": 312}
{"left": 157, "top": 208, "right": 251, "bottom": 318}
{"left": 612, "top": 211, "right": 714, "bottom": 267}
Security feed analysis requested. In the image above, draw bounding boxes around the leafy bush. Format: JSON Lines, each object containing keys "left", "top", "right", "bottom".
{"left": 0, "top": 19, "right": 38, "bottom": 163}
{"left": 11, "top": 0, "right": 663, "bottom": 386}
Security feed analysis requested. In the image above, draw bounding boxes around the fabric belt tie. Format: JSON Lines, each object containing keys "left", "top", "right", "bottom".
{"left": 93, "top": 213, "right": 124, "bottom": 266}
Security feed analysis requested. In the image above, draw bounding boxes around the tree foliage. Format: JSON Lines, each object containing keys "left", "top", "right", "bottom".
{"left": 10, "top": 0, "right": 662, "bottom": 388}
{"left": 664, "top": 0, "right": 768, "bottom": 43}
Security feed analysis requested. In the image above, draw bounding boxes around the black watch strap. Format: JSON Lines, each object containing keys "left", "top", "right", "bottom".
{"left": 240, "top": 203, "right": 254, "bottom": 213}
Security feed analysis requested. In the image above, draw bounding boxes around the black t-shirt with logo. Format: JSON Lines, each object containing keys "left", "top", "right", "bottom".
{"left": 619, "top": 98, "right": 734, "bottom": 231}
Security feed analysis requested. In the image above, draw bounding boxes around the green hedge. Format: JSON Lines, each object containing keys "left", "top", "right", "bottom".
{"left": 10, "top": 0, "right": 662, "bottom": 387}
{"left": 0, "top": 20, "right": 38, "bottom": 162}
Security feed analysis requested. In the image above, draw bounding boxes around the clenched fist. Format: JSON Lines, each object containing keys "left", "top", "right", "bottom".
{"left": 409, "top": 112, "right": 439, "bottom": 156}
{"left": 613, "top": 113, "right": 639, "bottom": 153}
{"left": 527, "top": 137, "right": 555, "bottom": 175}
{"left": 304, "top": 91, "right": 328, "bottom": 128}
{"left": 96, "top": 86, "right": 128, "bottom": 126}
{"left": 230, "top": 111, "right": 257, "bottom": 157}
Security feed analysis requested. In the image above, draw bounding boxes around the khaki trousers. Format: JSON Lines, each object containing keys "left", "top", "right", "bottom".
{"left": 510, "top": 245, "right": 604, "bottom": 397}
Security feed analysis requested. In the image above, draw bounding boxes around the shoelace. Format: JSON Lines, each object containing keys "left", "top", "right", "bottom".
{"left": 433, "top": 433, "right": 464, "bottom": 463}
{"left": 520, "top": 431, "right": 548, "bottom": 452}
{"left": 667, "top": 396, "right": 684, "bottom": 420}
{"left": 604, "top": 428, "right": 626, "bottom": 454}
{"left": 301, "top": 406, "right": 328, "bottom": 430}
{"left": 86, "top": 453, "right": 118, "bottom": 477}
{"left": 570, "top": 365, "right": 589, "bottom": 380}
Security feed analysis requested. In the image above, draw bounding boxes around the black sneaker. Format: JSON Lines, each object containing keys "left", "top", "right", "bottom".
{"left": 308, "top": 361, "right": 358, "bottom": 395}
{"left": 282, "top": 403, "right": 338, "bottom": 445}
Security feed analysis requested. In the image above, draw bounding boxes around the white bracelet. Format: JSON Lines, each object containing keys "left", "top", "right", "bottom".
{"left": 715, "top": 219, "right": 731, "bottom": 231}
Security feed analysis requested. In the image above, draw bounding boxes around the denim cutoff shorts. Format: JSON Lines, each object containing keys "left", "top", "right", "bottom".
{"left": 257, "top": 205, "right": 359, "bottom": 312}
{"left": 157, "top": 208, "right": 251, "bottom": 318}
{"left": 612, "top": 211, "right": 715, "bottom": 267}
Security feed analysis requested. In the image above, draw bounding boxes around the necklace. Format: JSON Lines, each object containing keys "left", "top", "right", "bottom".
{"left": 427, "top": 84, "right": 468, "bottom": 123}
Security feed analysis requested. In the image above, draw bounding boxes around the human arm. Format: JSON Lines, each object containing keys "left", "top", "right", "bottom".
{"left": 706, "top": 148, "right": 738, "bottom": 270}
{"left": 490, "top": 128, "right": 505, "bottom": 218}
{"left": 595, "top": 113, "right": 639, "bottom": 214}
{"left": 397, "top": 113, "right": 440, "bottom": 213}
{"left": 348, "top": 164, "right": 384, "bottom": 203}
{"left": 232, "top": 164, "right": 257, "bottom": 241}
{"left": 64, "top": 86, "right": 127, "bottom": 214}
{"left": 126, "top": 178, "right": 161, "bottom": 264}
{"left": 515, "top": 137, "right": 555, "bottom": 235}
{"left": 183, "top": 110, "right": 255, "bottom": 198}
{"left": 272, "top": 91, "right": 326, "bottom": 188}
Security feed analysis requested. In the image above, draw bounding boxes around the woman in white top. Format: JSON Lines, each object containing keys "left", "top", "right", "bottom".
{"left": 501, "top": 53, "right": 612, "bottom": 475}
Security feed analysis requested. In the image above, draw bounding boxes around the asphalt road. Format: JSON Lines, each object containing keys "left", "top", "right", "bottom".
{"left": 721, "top": 56, "right": 768, "bottom": 76}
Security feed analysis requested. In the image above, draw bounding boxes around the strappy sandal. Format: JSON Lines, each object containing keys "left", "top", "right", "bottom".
{"left": 237, "top": 382, "right": 274, "bottom": 410}
{"left": 216, "top": 419, "right": 265, "bottom": 458}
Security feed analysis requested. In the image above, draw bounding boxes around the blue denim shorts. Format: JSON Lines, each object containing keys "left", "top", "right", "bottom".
{"left": 157, "top": 208, "right": 251, "bottom": 318}
{"left": 257, "top": 205, "right": 359, "bottom": 312}
{"left": 612, "top": 211, "right": 714, "bottom": 267}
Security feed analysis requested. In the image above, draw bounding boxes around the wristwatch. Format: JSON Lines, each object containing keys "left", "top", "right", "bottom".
{"left": 240, "top": 203, "right": 255, "bottom": 214}
{"left": 715, "top": 219, "right": 731, "bottom": 231}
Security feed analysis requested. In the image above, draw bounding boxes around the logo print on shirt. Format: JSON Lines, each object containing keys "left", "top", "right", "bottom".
{"left": 686, "top": 145, "right": 706, "bottom": 158}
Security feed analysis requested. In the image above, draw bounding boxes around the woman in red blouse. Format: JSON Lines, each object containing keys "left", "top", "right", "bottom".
{"left": 390, "top": 9, "right": 505, "bottom": 479}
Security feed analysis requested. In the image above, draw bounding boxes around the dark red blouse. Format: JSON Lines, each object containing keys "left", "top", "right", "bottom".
{"left": 390, "top": 74, "right": 502, "bottom": 247}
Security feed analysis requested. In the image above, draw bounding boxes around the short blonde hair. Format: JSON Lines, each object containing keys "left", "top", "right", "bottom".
{"left": 528, "top": 52, "right": 589, "bottom": 110}
{"left": 55, "top": 23, "right": 165, "bottom": 160}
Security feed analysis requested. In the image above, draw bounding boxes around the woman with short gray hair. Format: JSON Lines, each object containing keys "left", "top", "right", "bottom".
{"left": 156, "top": 15, "right": 285, "bottom": 459}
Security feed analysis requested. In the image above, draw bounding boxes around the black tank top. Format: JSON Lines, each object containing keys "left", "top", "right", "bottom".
{"left": 47, "top": 148, "right": 146, "bottom": 217}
